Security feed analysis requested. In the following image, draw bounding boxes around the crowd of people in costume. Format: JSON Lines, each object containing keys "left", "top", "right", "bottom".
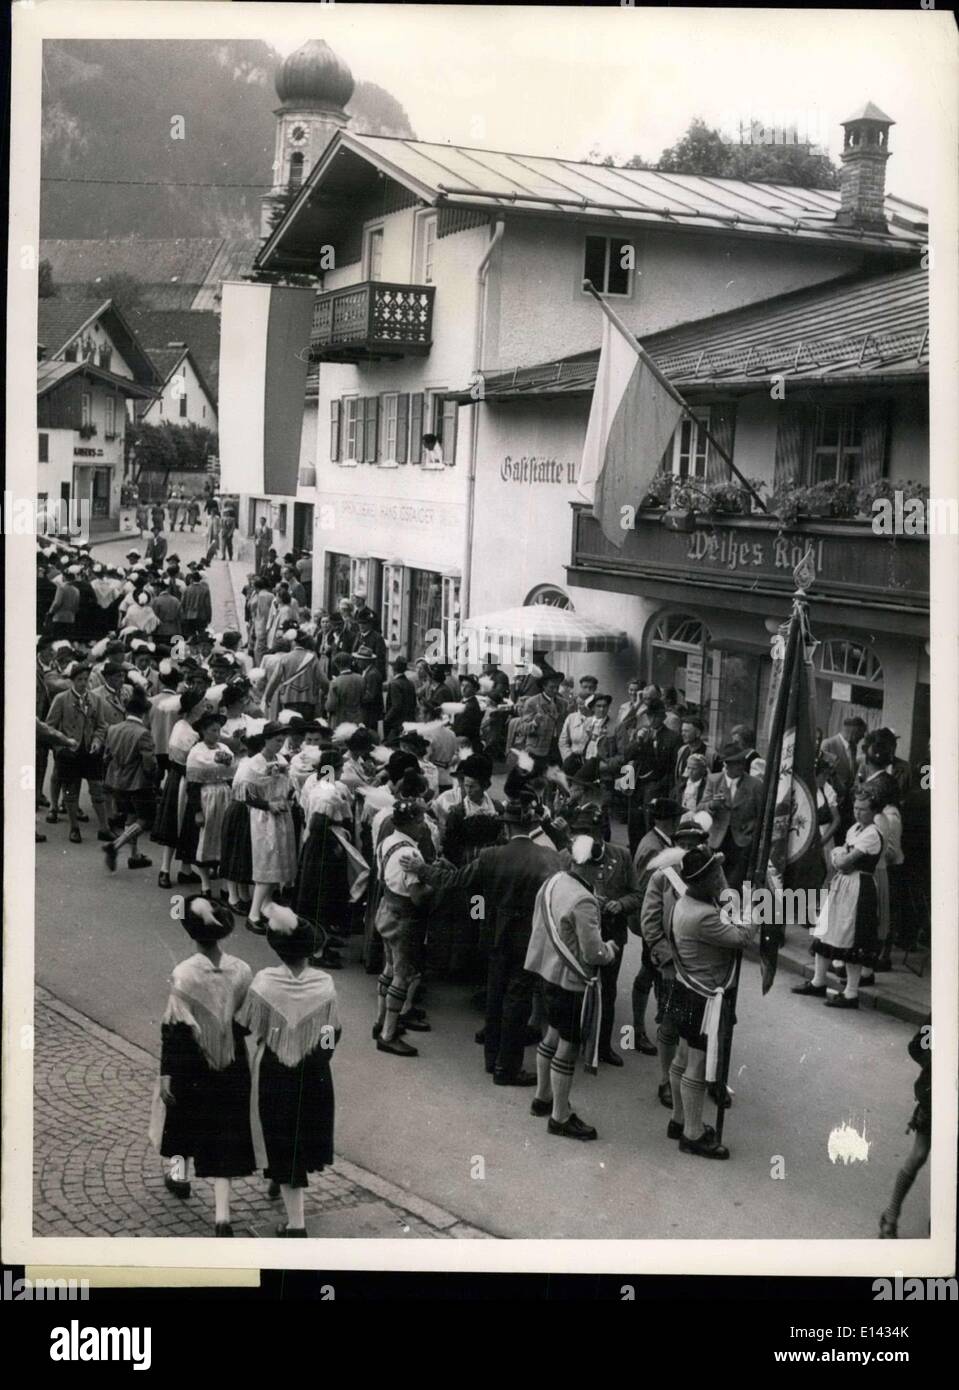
{"left": 34, "top": 528, "right": 931, "bottom": 1234}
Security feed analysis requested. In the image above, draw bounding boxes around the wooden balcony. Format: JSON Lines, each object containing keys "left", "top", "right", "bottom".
{"left": 568, "top": 504, "right": 929, "bottom": 638}
{"left": 310, "top": 281, "right": 435, "bottom": 362}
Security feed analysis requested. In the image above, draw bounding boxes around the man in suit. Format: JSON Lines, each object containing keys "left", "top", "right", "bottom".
{"left": 821, "top": 715, "right": 867, "bottom": 833}
{"left": 674, "top": 715, "right": 718, "bottom": 792}
{"left": 383, "top": 656, "right": 418, "bottom": 741}
{"left": 520, "top": 671, "right": 568, "bottom": 762}
{"left": 730, "top": 725, "right": 761, "bottom": 775}
{"left": 412, "top": 798, "right": 562, "bottom": 1084}
{"left": 703, "top": 743, "right": 764, "bottom": 890}
{"left": 254, "top": 517, "right": 273, "bottom": 575}
{"left": 623, "top": 698, "right": 682, "bottom": 855}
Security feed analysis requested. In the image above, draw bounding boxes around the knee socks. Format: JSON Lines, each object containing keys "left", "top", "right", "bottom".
{"left": 535, "top": 1038, "right": 557, "bottom": 1103}
{"left": 670, "top": 1061, "right": 686, "bottom": 1127}
{"left": 680, "top": 1074, "right": 707, "bottom": 1141}
{"left": 550, "top": 1055, "right": 575, "bottom": 1124}
{"left": 280, "top": 1185, "right": 305, "bottom": 1231}
{"left": 213, "top": 1177, "right": 231, "bottom": 1225}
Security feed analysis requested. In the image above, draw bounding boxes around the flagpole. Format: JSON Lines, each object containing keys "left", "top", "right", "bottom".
{"left": 582, "top": 279, "right": 769, "bottom": 513}
{"left": 712, "top": 589, "right": 804, "bottom": 1145}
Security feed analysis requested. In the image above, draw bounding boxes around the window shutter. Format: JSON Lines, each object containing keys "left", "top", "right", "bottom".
{"left": 857, "top": 400, "right": 890, "bottom": 488}
{"left": 354, "top": 398, "right": 365, "bottom": 463}
{"left": 441, "top": 398, "right": 458, "bottom": 465}
{"left": 410, "top": 392, "right": 424, "bottom": 464}
{"left": 364, "top": 396, "right": 379, "bottom": 463}
{"left": 773, "top": 403, "right": 808, "bottom": 490}
{"left": 396, "top": 393, "right": 409, "bottom": 463}
{"left": 330, "top": 399, "right": 341, "bottom": 462}
{"left": 706, "top": 402, "right": 737, "bottom": 482}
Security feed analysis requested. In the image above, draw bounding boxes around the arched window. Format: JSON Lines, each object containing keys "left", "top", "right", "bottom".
{"left": 649, "top": 611, "right": 710, "bottom": 652}
{"left": 816, "top": 639, "right": 884, "bottom": 735}
{"left": 524, "top": 584, "right": 573, "bottom": 610}
{"left": 288, "top": 152, "right": 305, "bottom": 190}
{"left": 647, "top": 610, "right": 712, "bottom": 721}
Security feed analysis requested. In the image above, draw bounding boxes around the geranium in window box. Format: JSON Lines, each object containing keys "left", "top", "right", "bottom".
{"left": 77, "top": 423, "right": 97, "bottom": 440}
{"left": 639, "top": 472, "right": 674, "bottom": 509}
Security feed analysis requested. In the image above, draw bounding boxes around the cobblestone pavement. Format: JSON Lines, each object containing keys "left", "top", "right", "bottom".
{"left": 33, "top": 991, "right": 491, "bottom": 1240}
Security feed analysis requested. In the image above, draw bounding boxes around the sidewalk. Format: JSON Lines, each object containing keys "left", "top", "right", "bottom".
{"left": 33, "top": 989, "right": 491, "bottom": 1240}
{"left": 744, "top": 933, "right": 930, "bottom": 1026}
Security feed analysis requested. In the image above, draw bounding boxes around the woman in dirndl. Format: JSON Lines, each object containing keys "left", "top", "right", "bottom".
{"left": 152, "top": 688, "right": 204, "bottom": 889}
{"left": 149, "top": 896, "right": 255, "bottom": 1236}
{"left": 428, "top": 753, "right": 503, "bottom": 979}
{"left": 237, "top": 905, "right": 340, "bottom": 1237}
{"left": 295, "top": 775, "right": 365, "bottom": 969}
{"left": 218, "top": 731, "right": 265, "bottom": 917}
{"left": 244, "top": 721, "right": 298, "bottom": 934}
{"left": 793, "top": 786, "right": 883, "bottom": 1010}
{"left": 178, "top": 712, "right": 236, "bottom": 894}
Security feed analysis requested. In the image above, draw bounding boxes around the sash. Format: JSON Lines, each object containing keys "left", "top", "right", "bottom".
{"left": 331, "top": 824, "right": 370, "bottom": 902}
{"left": 540, "top": 873, "right": 602, "bottom": 1075}
{"left": 667, "top": 898, "right": 736, "bottom": 1084}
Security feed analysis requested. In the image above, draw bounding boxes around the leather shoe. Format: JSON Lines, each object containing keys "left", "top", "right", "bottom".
{"left": 530, "top": 1097, "right": 552, "bottom": 1117}
{"left": 599, "top": 1048, "right": 624, "bottom": 1068}
{"left": 215, "top": 1222, "right": 234, "bottom": 1237}
{"left": 268, "top": 1181, "right": 281, "bottom": 1199}
{"left": 679, "top": 1128, "right": 729, "bottom": 1159}
{"left": 371, "top": 1021, "right": 405, "bottom": 1040}
{"left": 128, "top": 855, "right": 152, "bottom": 869}
{"left": 164, "top": 1174, "right": 191, "bottom": 1199}
{"left": 825, "top": 993, "right": 859, "bottom": 1009}
{"left": 35, "top": 831, "right": 47, "bottom": 843}
{"left": 376, "top": 1036, "right": 419, "bottom": 1057}
{"left": 635, "top": 1035, "right": 658, "bottom": 1056}
{"left": 102, "top": 842, "right": 117, "bottom": 870}
{"left": 398, "top": 1012, "right": 431, "bottom": 1031}
{"left": 548, "top": 1112, "right": 597, "bottom": 1141}
{"left": 276, "top": 1224, "right": 307, "bottom": 1237}
{"left": 246, "top": 917, "right": 267, "bottom": 935}
{"left": 658, "top": 1080, "right": 673, "bottom": 1109}
{"left": 791, "top": 981, "right": 826, "bottom": 997}
{"left": 493, "top": 1070, "right": 537, "bottom": 1086}
{"left": 177, "top": 870, "right": 201, "bottom": 884}
{"left": 97, "top": 830, "right": 114, "bottom": 842}
{"left": 158, "top": 871, "right": 172, "bottom": 889}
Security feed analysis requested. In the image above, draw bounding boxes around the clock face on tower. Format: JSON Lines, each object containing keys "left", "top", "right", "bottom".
{"left": 289, "top": 123, "right": 308, "bottom": 147}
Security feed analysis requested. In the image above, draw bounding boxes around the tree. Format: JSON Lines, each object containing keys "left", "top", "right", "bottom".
{"left": 129, "top": 420, "right": 218, "bottom": 491}
{"left": 654, "top": 116, "right": 840, "bottom": 188}
{"left": 85, "top": 272, "right": 148, "bottom": 312}
{"left": 39, "top": 259, "right": 58, "bottom": 298}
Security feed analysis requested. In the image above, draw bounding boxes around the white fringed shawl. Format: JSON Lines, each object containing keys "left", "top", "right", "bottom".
{"left": 237, "top": 965, "right": 340, "bottom": 1068}
{"left": 161, "top": 953, "right": 252, "bottom": 1071}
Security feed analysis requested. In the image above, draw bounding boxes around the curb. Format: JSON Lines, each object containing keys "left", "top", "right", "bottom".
{"left": 742, "top": 943, "right": 928, "bottom": 1026}
{"left": 35, "top": 987, "right": 494, "bottom": 1239}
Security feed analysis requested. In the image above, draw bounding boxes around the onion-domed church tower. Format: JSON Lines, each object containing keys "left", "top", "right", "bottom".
{"left": 260, "top": 39, "right": 355, "bottom": 240}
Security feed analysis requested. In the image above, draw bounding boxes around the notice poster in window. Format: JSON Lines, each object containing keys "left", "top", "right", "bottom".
{"left": 685, "top": 651, "right": 703, "bottom": 706}
{"left": 831, "top": 680, "right": 852, "bottom": 703}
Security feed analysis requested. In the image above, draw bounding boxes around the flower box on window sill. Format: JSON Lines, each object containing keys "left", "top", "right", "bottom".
{"left": 104, "top": 433, "right": 120, "bottom": 442}
{"left": 77, "top": 424, "right": 97, "bottom": 440}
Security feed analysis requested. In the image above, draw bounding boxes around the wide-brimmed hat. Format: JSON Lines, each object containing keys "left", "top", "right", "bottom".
{"left": 674, "top": 813, "right": 711, "bottom": 846}
{"left": 261, "top": 720, "right": 286, "bottom": 739}
{"left": 454, "top": 753, "right": 493, "bottom": 783}
{"left": 568, "top": 801, "right": 603, "bottom": 831}
{"left": 719, "top": 742, "right": 748, "bottom": 764}
{"left": 567, "top": 755, "right": 602, "bottom": 788}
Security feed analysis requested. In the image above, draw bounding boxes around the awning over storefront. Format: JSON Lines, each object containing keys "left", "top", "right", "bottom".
{"left": 461, "top": 604, "right": 627, "bottom": 653}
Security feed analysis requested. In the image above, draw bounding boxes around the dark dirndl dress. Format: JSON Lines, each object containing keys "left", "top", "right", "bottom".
{"left": 294, "top": 815, "right": 352, "bottom": 935}
{"left": 811, "top": 824, "right": 883, "bottom": 966}
{"left": 176, "top": 782, "right": 204, "bottom": 865}
{"left": 219, "top": 799, "right": 253, "bottom": 884}
{"left": 151, "top": 761, "right": 186, "bottom": 847}
{"left": 258, "top": 1044, "right": 335, "bottom": 1187}
{"left": 157, "top": 1021, "right": 255, "bottom": 1178}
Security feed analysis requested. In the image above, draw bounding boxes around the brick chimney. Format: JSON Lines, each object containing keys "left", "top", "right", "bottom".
{"left": 836, "top": 102, "right": 894, "bottom": 231}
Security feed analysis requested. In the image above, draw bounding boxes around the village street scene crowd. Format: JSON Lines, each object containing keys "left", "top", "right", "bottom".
{"left": 33, "top": 502, "right": 931, "bottom": 1241}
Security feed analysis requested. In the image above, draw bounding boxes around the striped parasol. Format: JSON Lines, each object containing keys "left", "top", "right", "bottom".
{"left": 461, "top": 605, "right": 627, "bottom": 654}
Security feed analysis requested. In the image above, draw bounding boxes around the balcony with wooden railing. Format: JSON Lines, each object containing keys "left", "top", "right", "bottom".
{"left": 310, "top": 281, "right": 435, "bottom": 362}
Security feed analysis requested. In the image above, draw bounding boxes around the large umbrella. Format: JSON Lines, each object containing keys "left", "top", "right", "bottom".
{"left": 460, "top": 604, "right": 628, "bottom": 654}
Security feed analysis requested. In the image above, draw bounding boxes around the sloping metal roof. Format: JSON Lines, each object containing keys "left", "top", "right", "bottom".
{"left": 260, "top": 131, "right": 926, "bottom": 269}
{"left": 452, "top": 265, "right": 928, "bottom": 401}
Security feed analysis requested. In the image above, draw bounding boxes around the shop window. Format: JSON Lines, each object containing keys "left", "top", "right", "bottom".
{"left": 648, "top": 611, "right": 712, "bottom": 724}
{"left": 408, "top": 568, "right": 443, "bottom": 664}
{"left": 326, "top": 552, "right": 352, "bottom": 609}
{"left": 583, "top": 235, "right": 632, "bottom": 297}
{"left": 816, "top": 638, "right": 884, "bottom": 735}
{"left": 381, "top": 563, "right": 406, "bottom": 652}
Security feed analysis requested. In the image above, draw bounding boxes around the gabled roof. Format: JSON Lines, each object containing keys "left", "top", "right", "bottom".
{"left": 37, "top": 358, "right": 159, "bottom": 400}
{"left": 258, "top": 130, "right": 927, "bottom": 269}
{"left": 450, "top": 265, "right": 928, "bottom": 401}
{"left": 123, "top": 308, "right": 220, "bottom": 401}
{"left": 37, "top": 297, "right": 162, "bottom": 387}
